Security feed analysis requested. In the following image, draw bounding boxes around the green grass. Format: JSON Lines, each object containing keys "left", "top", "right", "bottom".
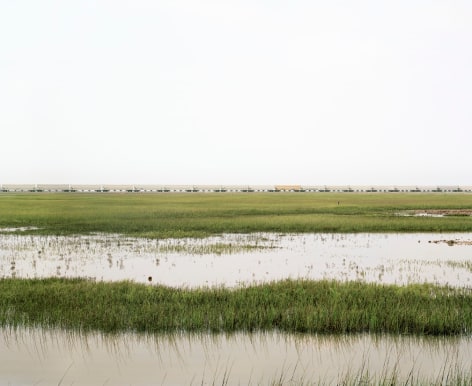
{"left": 0, "top": 193, "right": 472, "bottom": 237}
{"left": 1, "top": 278, "right": 471, "bottom": 335}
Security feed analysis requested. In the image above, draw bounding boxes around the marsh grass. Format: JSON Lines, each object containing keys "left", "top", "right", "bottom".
{"left": 446, "top": 260, "right": 472, "bottom": 273}
{"left": 267, "top": 361, "right": 472, "bottom": 386}
{"left": 153, "top": 239, "right": 279, "bottom": 255}
{"left": 1, "top": 278, "right": 471, "bottom": 335}
{"left": 325, "top": 366, "right": 472, "bottom": 386}
{"left": 199, "top": 357, "right": 472, "bottom": 385}
{"left": 0, "top": 193, "right": 471, "bottom": 237}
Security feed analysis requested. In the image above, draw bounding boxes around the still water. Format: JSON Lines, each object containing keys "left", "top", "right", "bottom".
{"left": 1, "top": 232, "right": 472, "bottom": 287}
{"left": 1, "top": 327, "right": 471, "bottom": 385}
{"left": 1, "top": 232, "right": 472, "bottom": 384}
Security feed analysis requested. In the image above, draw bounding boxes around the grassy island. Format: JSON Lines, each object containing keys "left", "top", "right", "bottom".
{"left": 1, "top": 278, "right": 471, "bottom": 335}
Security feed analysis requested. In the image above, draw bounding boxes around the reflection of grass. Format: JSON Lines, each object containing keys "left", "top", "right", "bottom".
{"left": 0, "top": 193, "right": 472, "bottom": 237}
{"left": 1, "top": 278, "right": 472, "bottom": 335}
{"left": 3, "top": 327, "right": 471, "bottom": 385}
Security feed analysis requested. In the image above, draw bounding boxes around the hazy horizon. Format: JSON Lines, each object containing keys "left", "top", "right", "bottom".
{"left": 2, "top": 1, "right": 471, "bottom": 186}
{"left": 1, "top": 183, "right": 471, "bottom": 190}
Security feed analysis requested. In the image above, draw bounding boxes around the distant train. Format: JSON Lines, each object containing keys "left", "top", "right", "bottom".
{"left": 1, "top": 184, "right": 471, "bottom": 193}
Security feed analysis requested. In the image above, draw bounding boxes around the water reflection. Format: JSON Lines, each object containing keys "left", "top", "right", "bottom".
{"left": 0, "top": 233, "right": 472, "bottom": 287}
{"left": 0, "top": 327, "right": 471, "bottom": 385}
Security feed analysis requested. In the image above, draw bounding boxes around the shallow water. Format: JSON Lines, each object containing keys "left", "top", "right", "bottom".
{"left": 1, "top": 232, "right": 472, "bottom": 287}
{"left": 0, "top": 327, "right": 471, "bottom": 385}
{"left": 2, "top": 233, "right": 472, "bottom": 384}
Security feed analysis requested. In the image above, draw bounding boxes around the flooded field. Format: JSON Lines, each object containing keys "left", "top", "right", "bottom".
{"left": 1, "top": 327, "right": 471, "bottom": 385}
{"left": 1, "top": 232, "right": 472, "bottom": 287}
{"left": 2, "top": 232, "right": 472, "bottom": 384}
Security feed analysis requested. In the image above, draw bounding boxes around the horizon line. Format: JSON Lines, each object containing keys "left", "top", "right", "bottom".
{"left": 1, "top": 184, "right": 471, "bottom": 193}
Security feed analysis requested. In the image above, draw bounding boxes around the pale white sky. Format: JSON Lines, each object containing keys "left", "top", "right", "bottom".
{"left": 1, "top": 1, "right": 471, "bottom": 185}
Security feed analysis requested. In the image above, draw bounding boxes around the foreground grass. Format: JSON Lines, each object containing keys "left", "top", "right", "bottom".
{"left": 274, "top": 370, "right": 472, "bottom": 386}
{"left": 0, "top": 193, "right": 472, "bottom": 237}
{"left": 1, "top": 278, "right": 471, "bottom": 335}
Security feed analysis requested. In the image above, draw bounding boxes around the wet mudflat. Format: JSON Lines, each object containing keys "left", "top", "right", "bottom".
{"left": 1, "top": 327, "right": 471, "bottom": 385}
{"left": 1, "top": 232, "right": 472, "bottom": 287}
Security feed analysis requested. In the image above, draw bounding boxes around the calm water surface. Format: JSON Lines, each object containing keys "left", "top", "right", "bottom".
{"left": 1, "top": 327, "right": 471, "bottom": 385}
{"left": 1, "top": 232, "right": 471, "bottom": 287}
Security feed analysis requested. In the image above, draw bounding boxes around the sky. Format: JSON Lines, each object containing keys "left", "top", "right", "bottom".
{"left": 1, "top": 1, "right": 471, "bottom": 186}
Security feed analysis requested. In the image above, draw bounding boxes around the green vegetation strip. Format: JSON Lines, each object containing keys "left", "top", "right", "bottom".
{"left": 1, "top": 193, "right": 472, "bottom": 237}
{"left": 1, "top": 278, "right": 471, "bottom": 335}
